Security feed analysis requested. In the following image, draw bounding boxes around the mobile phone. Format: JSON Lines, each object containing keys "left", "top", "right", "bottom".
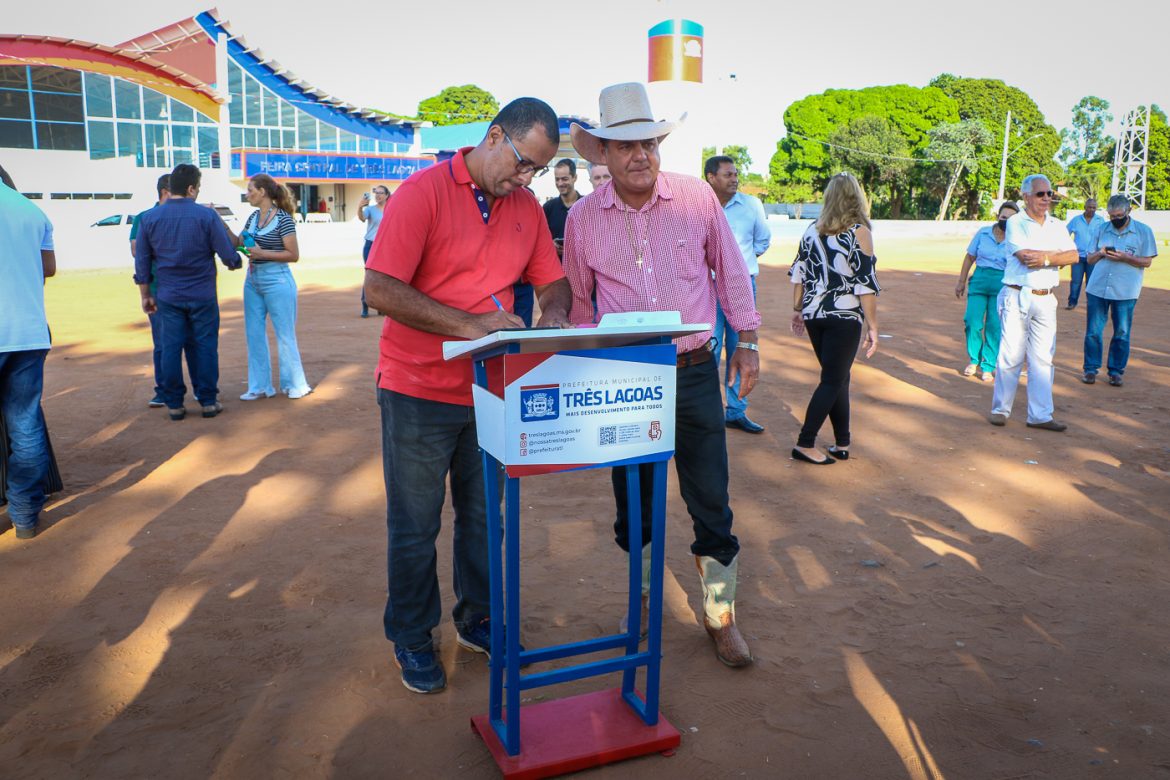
{"left": 1103, "top": 246, "right": 1115, "bottom": 253}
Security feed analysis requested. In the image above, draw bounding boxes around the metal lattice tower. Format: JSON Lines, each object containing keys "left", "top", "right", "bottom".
{"left": 1111, "top": 106, "right": 1151, "bottom": 209}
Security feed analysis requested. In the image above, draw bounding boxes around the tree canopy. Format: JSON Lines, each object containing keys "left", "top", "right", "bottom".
{"left": 417, "top": 85, "right": 499, "bottom": 126}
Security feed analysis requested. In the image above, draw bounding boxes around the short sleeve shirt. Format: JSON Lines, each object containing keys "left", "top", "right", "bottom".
{"left": 1002, "top": 210, "right": 1076, "bottom": 288}
{"left": 1066, "top": 213, "right": 1105, "bottom": 256}
{"left": 1085, "top": 218, "right": 1158, "bottom": 300}
{"left": 966, "top": 226, "right": 1009, "bottom": 271}
{"left": 362, "top": 204, "right": 383, "bottom": 242}
{"left": 243, "top": 209, "right": 296, "bottom": 264}
{"left": 366, "top": 147, "right": 565, "bottom": 406}
{"left": 0, "top": 183, "right": 54, "bottom": 352}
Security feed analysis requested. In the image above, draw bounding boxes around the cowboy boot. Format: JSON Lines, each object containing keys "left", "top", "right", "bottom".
{"left": 619, "top": 544, "right": 651, "bottom": 640}
{"left": 695, "top": 555, "right": 752, "bottom": 667}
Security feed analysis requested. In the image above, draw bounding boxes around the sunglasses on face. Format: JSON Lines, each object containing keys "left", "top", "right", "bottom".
{"left": 1031, "top": 190, "right": 1054, "bottom": 199}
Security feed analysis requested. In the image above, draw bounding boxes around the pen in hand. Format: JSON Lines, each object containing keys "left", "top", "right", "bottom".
{"left": 490, "top": 294, "right": 504, "bottom": 311}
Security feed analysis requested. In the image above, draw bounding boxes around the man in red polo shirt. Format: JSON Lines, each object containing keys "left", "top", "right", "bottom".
{"left": 364, "top": 97, "right": 571, "bottom": 694}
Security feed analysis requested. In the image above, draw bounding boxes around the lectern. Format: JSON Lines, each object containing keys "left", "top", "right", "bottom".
{"left": 443, "top": 313, "right": 706, "bottom": 779}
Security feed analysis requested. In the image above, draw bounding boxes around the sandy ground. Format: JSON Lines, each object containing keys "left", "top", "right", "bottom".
{"left": 2, "top": 264, "right": 1170, "bottom": 780}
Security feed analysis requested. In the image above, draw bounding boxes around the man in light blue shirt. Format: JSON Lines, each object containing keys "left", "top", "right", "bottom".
{"left": 705, "top": 155, "right": 771, "bottom": 433}
{"left": 1080, "top": 195, "right": 1158, "bottom": 387}
{"left": 990, "top": 174, "right": 1078, "bottom": 431}
{"left": 0, "top": 165, "right": 56, "bottom": 540}
{"left": 1065, "top": 198, "right": 1104, "bottom": 309}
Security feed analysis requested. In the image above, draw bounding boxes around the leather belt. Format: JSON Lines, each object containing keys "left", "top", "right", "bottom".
{"left": 677, "top": 339, "right": 715, "bottom": 368}
{"left": 1006, "top": 284, "right": 1054, "bottom": 296}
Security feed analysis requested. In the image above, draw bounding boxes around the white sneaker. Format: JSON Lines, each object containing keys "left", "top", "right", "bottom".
{"left": 240, "top": 390, "right": 275, "bottom": 401}
{"left": 286, "top": 387, "right": 313, "bottom": 400}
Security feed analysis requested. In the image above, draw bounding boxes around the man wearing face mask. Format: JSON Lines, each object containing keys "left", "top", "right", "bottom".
{"left": 989, "top": 174, "right": 1078, "bottom": 431}
{"left": 1065, "top": 198, "right": 1104, "bottom": 310}
{"left": 563, "top": 83, "right": 761, "bottom": 668}
{"left": 363, "top": 98, "right": 572, "bottom": 694}
{"left": 1080, "top": 195, "right": 1157, "bottom": 387}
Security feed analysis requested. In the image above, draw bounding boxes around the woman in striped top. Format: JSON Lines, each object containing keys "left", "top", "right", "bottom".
{"left": 234, "top": 174, "right": 312, "bottom": 400}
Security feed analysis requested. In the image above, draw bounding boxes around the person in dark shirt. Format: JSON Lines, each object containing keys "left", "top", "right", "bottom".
{"left": 542, "top": 158, "right": 583, "bottom": 262}
{"left": 134, "top": 163, "right": 242, "bottom": 420}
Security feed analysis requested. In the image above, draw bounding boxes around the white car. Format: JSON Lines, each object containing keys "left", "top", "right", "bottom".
{"left": 90, "top": 214, "right": 136, "bottom": 228}
{"left": 90, "top": 204, "right": 241, "bottom": 229}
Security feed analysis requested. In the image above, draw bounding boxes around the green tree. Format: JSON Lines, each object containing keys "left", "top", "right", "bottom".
{"left": 701, "top": 145, "right": 717, "bottom": 175}
{"left": 417, "top": 85, "right": 499, "bottom": 126}
{"left": 1060, "top": 96, "right": 1113, "bottom": 164}
{"left": 926, "top": 120, "right": 993, "bottom": 220}
{"left": 827, "top": 115, "right": 913, "bottom": 216}
{"left": 721, "top": 144, "right": 753, "bottom": 172}
{"left": 1143, "top": 105, "right": 1170, "bottom": 209}
{"left": 1064, "top": 159, "right": 1112, "bottom": 204}
{"left": 929, "top": 74, "right": 1061, "bottom": 215}
{"left": 769, "top": 84, "right": 959, "bottom": 216}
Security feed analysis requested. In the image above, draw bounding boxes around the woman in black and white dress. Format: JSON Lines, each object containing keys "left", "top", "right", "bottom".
{"left": 788, "top": 172, "right": 880, "bottom": 465}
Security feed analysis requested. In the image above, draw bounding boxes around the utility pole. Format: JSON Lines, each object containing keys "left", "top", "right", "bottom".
{"left": 996, "top": 110, "right": 1011, "bottom": 201}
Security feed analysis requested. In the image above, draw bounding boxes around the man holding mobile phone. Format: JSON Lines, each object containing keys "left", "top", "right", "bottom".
{"left": 1080, "top": 195, "right": 1157, "bottom": 387}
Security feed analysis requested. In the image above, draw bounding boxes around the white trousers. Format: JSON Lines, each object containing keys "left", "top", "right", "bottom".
{"left": 991, "top": 287, "right": 1058, "bottom": 423}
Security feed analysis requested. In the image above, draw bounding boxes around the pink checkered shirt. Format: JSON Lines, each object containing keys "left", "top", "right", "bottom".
{"left": 562, "top": 172, "right": 761, "bottom": 354}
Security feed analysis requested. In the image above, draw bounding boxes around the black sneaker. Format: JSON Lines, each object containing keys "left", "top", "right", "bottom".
{"left": 201, "top": 402, "right": 224, "bottom": 419}
{"left": 457, "top": 617, "right": 528, "bottom": 663}
{"left": 393, "top": 645, "right": 446, "bottom": 694}
{"left": 149, "top": 395, "right": 165, "bottom": 408}
{"left": 14, "top": 525, "right": 37, "bottom": 540}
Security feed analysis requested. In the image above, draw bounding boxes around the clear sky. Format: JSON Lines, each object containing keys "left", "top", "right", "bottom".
{"left": 6, "top": 0, "right": 1167, "bottom": 173}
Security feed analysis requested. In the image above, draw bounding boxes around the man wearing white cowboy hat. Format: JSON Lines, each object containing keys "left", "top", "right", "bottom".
{"left": 562, "top": 82, "right": 761, "bottom": 668}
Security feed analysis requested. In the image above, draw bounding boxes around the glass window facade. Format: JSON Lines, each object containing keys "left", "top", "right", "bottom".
{"left": 0, "top": 61, "right": 415, "bottom": 170}
{"left": 225, "top": 59, "right": 411, "bottom": 159}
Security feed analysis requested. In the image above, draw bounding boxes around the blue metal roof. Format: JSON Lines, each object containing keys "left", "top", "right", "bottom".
{"left": 195, "top": 10, "right": 415, "bottom": 146}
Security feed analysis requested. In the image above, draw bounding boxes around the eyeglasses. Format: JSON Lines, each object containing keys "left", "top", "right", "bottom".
{"left": 502, "top": 130, "right": 549, "bottom": 178}
{"left": 1031, "top": 190, "right": 1054, "bottom": 199}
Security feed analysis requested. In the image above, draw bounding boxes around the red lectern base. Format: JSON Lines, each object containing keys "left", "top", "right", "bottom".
{"left": 470, "top": 687, "right": 681, "bottom": 779}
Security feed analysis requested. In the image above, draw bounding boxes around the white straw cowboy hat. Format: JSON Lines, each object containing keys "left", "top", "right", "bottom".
{"left": 570, "top": 82, "right": 686, "bottom": 165}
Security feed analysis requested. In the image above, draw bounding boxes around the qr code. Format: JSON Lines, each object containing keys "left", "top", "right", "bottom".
{"left": 599, "top": 426, "right": 617, "bottom": 446}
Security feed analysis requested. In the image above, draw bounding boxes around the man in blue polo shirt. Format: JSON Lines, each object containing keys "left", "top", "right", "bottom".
{"left": 134, "top": 163, "right": 241, "bottom": 421}
{"left": 0, "top": 164, "right": 56, "bottom": 540}
{"left": 1065, "top": 198, "right": 1105, "bottom": 309}
{"left": 1080, "top": 195, "right": 1158, "bottom": 387}
{"left": 705, "top": 155, "right": 771, "bottom": 433}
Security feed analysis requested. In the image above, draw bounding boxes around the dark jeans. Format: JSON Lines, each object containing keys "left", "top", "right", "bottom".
{"left": 148, "top": 310, "right": 199, "bottom": 397}
{"left": 1083, "top": 293, "right": 1137, "bottom": 377}
{"left": 362, "top": 239, "right": 373, "bottom": 313}
{"left": 1068, "top": 255, "right": 1093, "bottom": 305}
{"left": 157, "top": 297, "right": 220, "bottom": 409}
{"left": 512, "top": 282, "right": 534, "bottom": 328}
{"left": 379, "top": 389, "right": 493, "bottom": 651}
{"left": 611, "top": 358, "right": 739, "bottom": 567}
{"left": 798, "top": 318, "right": 862, "bottom": 449}
{"left": 0, "top": 349, "right": 49, "bottom": 529}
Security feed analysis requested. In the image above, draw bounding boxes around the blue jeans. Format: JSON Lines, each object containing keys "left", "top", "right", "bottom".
{"left": 512, "top": 282, "right": 534, "bottom": 328}
{"left": 713, "top": 276, "right": 757, "bottom": 421}
{"left": 0, "top": 349, "right": 49, "bottom": 530}
{"left": 1083, "top": 293, "right": 1137, "bottom": 377}
{"left": 611, "top": 358, "right": 739, "bottom": 566}
{"left": 379, "top": 389, "right": 493, "bottom": 651}
{"left": 244, "top": 263, "right": 310, "bottom": 395}
{"left": 361, "top": 239, "right": 373, "bottom": 314}
{"left": 158, "top": 297, "right": 220, "bottom": 408}
{"left": 1068, "top": 255, "right": 1093, "bottom": 305}
{"left": 149, "top": 310, "right": 199, "bottom": 397}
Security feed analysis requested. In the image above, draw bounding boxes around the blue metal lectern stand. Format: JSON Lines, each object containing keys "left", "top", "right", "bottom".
{"left": 446, "top": 322, "right": 704, "bottom": 779}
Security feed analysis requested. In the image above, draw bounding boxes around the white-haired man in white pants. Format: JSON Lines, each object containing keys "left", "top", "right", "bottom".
{"left": 988, "top": 174, "right": 1078, "bottom": 431}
